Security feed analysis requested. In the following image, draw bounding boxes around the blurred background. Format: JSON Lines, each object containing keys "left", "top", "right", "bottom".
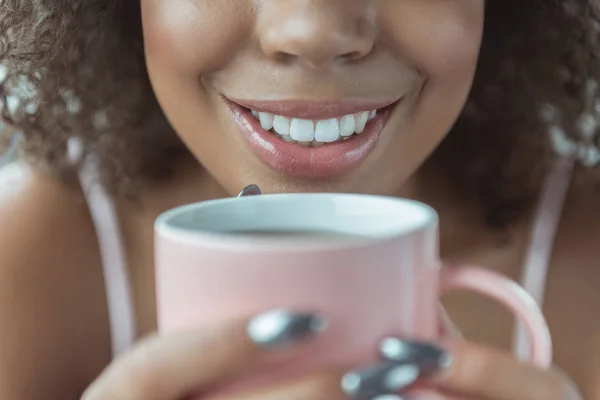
{"left": 0, "top": 122, "right": 18, "bottom": 167}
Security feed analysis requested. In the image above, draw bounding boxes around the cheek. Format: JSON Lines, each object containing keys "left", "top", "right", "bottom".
{"left": 141, "top": 0, "right": 253, "bottom": 74}
{"left": 382, "top": 1, "right": 484, "bottom": 80}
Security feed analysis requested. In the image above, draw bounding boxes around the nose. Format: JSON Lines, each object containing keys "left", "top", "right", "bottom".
{"left": 257, "top": 0, "right": 375, "bottom": 69}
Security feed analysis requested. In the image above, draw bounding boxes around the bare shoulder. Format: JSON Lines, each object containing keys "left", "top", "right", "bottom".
{"left": 0, "top": 163, "right": 111, "bottom": 399}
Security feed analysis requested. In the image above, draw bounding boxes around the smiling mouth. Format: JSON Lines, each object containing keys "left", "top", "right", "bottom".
{"left": 247, "top": 108, "right": 379, "bottom": 147}
{"left": 225, "top": 97, "right": 399, "bottom": 178}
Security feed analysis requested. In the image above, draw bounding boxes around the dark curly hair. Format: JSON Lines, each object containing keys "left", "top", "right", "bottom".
{"left": 1, "top": 0, "right": 599, "bottom": 226}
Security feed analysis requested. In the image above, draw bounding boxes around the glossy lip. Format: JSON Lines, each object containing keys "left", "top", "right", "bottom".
{"left": 224, "top": 97, "right": 398, "bottom": 178}
{"left": 231, "top": 98, "right": 399, "bottom": 119}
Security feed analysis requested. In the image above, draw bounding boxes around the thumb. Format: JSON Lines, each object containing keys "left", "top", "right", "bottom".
{"left": 82, "top": 310, "right": 326, "bottom": 400}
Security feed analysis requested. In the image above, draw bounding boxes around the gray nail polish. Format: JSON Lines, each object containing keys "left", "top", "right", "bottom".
{"left": 237, "top": 184, "right": 262, "bottom": 197}
{"left": 247, "top": 309, "right": 327, "bottom": 348}
{"left": 372, "top": 395, "right": 406, "bottom": 400}
{"left": 379, "top": 337, "right": 452, "bottom": 375}
{"left": 341, "top": 361, "right": 419, "bottom": 400}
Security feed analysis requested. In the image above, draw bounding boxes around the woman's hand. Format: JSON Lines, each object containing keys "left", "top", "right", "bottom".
{"left": 342, "top": 338, "right": 581, "bottom": 400}
{"left": 84, "top": 310, "right": 426, "bottom": 400}
{"left": 82, "top": 309, "right": 579, "bottom": 400}
{"left": 81, "top": 310, "right": 349, "bottom": 400}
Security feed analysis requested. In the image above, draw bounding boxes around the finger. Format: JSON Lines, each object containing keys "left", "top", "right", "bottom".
{"left": 549, "top": 366, "right": 584, "bottom": 400}
{"left": 341, "top": 360, "right": 423, "bottom": 399}
{"left": 83, "top": 310, "right": 327, "bottom": 400}
{"left": 435, "top": 341, "right": 569, "bottom": 400}
{"left": 379, "top": 338, "right": 570, "bottom": 400}
{"left": 216, "top": 370, "right": 350, "bottom": 400}
{"left": 221, "top": 369, "right": 421, "bottom": 400}
{"left": 220, "top": 359, "right": 432, "bottom": 400}
{"left": 404, "top": 387, "right": 475, "bottom": 400}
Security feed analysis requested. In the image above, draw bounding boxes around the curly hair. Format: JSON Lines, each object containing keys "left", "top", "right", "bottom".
{"left": 1, "top": 0, "right": 599, "bottom": 226}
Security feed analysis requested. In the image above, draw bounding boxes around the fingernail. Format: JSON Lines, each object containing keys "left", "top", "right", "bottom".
{"left": 379, "top": 338, "right": 452, "bottom": 375}
{"left": 237, "top": 184, "right": 262, "bottom": 197}
{"left": 373, "top": 395, "right": 407, "bottom": 400}
{"left": 247, "top": 309, "right": 327, "bottom": 348}
{"left": 341, "top": 361, "right": 419, "bottom": 400}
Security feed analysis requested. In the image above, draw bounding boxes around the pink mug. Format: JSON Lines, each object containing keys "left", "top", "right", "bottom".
{"left": 155, "top": 193, "right": 552, "bottom": 392}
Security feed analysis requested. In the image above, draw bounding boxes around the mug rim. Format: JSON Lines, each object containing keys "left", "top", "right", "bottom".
{"left": 155, "top": 193, "right": 438, "bottom": 251}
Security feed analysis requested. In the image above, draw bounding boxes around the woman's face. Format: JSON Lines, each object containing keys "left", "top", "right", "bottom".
{"left": 141, "top": 0, "right": 484, "bottom": 195}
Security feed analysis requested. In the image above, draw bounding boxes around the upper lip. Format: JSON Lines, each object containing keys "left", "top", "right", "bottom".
{"left": 228, "top": 98, "right": 400, "bottom": 120}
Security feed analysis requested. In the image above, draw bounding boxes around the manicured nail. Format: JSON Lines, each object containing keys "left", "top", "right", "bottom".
{"left": 372, "top": 395, "right": 407, "bottom": 400}
{"left": 379, "top": 338, "right": 452, "bottom": 375}
{"left": 247, "top": 309, "right": 327, "bottom": 348}
{"left": 237, "top": 184, "right": 262, "bottom": 197}
{"left": 341, "top": 361, "right": 419, "bottom": 400}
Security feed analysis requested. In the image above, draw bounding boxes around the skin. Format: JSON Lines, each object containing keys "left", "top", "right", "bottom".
{"left": 0, "top": 0, "right": 598, "bottom": 399}
{"left": 142, "top": 0, "right": 482, "bottom": 195}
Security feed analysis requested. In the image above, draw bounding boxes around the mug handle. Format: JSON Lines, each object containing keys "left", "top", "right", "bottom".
{"left": 439, "top": 265, "right": 553, "bottom": 368}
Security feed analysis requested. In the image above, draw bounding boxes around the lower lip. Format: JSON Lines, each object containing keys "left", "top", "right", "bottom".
{"left": 226, "top": 101, "right": 394, "bottom": 178}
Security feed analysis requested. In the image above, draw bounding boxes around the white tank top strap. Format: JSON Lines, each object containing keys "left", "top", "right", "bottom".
{"left": 512, "top": 156, "right": 575, "bottom": 360}
{"left": 71, "top": 140, "right": 137, "bottom": 357}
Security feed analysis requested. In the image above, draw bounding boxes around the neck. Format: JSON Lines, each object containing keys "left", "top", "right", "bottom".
{"left": 119, "top": 156, "right": 228, "bottom": 218}
{"left": 402, "top": 162, "right": 516, "bottom": 260}
{"left": 126, "top": 155, "right": 516, "bottom": 258}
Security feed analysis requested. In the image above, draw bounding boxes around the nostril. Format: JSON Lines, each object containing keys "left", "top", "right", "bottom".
{"left": 273, "top": 50, "right": 366, "bottom": 68}
{"left": 273, "top": 51, "right": 298, "bottom": 65}
{"left": 337, "top": 51, "right": 363, "bottom": 63}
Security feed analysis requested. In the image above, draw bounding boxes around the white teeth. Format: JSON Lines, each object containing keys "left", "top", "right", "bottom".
{"left": 272, "top": 115, "right": 291, "bottom": 136}
{"left": 314, "top": 118, "right": 340, "bottom": 143}
{"left": 355, "top": 111, "right": 369, "bottom": 133}
{"left": 259, "top": 112, "right": 274, "bottom": 130}
{"left": 249, "top": 108, "right": 378, "bottom": 145}
{"left": 340, "top": 115, "right": 356, "bottom": 137}
{"left": 290, "top": 119, "right": 315, "bottom": 142}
